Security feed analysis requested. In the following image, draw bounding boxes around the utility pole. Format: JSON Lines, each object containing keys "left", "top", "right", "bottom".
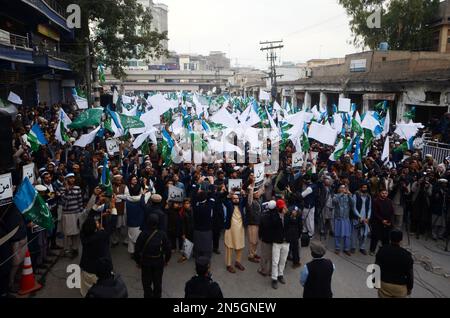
{"left": 85, "top": 42, "right": 92, "bottom": 108}
{"left": 214, "top": 66, "right": 224, "bottom": 94}
{"left": 260, "top": 40, "right": 284, "bottom": 102}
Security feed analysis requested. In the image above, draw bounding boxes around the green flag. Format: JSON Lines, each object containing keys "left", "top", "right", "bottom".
{"left": 68, "top": 108, "right": 104, "bottom": 129}
{"left": 302, "top": 134, "right": 310, "bottom": 153}
{"left": 13, "top": 178, "right": 54, "bottom": 231}
{"left": 98, "top": 64, "right": 106, "bottom": 83}
{"left": 100, "top": 155, "right": 113, "bottom": 196}
{"left": 362, "top": 129, "right": 374, "bottom": 156}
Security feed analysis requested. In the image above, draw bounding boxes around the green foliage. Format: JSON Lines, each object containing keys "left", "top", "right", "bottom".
{"left": 61, "top": 0, "right": 168, "bottom": 80}
{"left": 338, "top": 0, "right": 440, "bottom": 51}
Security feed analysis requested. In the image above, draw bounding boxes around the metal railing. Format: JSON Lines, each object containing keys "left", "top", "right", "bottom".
{"left": 34, "top": 45, "right": 68, "bottom": 60}
{"left": 0, "top": 29, "right": 29, "bottom": 48}
{"left": 42, "top": 0, "right": 66, "bottom": 18}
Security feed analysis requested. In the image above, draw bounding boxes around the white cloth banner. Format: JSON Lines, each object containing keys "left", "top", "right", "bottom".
{"left": 308, "top": 122, "right": 338, "bottom": 146}
{"left": 8, "top": 92, "right": 22, "bottom": 105}
{"left": 22, "top": 163, "right": 35, "bottom": 184}
{"left": 74, "top": 126, "right": 101, "bottom": 148}
{"left": 106, "top": 139, "right": 120, "bottom": 156}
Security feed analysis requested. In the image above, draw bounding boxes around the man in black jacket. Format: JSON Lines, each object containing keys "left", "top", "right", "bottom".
{"left": 300, "top": 240, "right": 334, "bottom": 298}
{"left": 184, "top": 256, "right": 223, "bottom": 298}
{"left": 134, "top": 214, "right": 171, "bottom": 298}
{"left": 286, "top": 206, "right": 302, "bottom": 268}
{"left": 270, "top": 200, "right": 290, "bottom": 290}
{"left": 258, "top": 201, "right": 276, "bottom": 277}
{"left": 375, "top": 230, "right": 414, "bottom": 298}
{"left": 141, "top": 194, "right": 167, "bottom": 233}
{"left": 86, "top": 258, "right": 128, "bottom": 298}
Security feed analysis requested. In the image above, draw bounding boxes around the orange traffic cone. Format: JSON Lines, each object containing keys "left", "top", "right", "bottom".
{"left": 18, "top": 249, "right": 42, "bottom": 296}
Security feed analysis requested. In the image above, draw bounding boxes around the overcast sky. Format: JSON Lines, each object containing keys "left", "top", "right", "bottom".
{"left": 161, "top": 0, "right": 360, "bottom": 69}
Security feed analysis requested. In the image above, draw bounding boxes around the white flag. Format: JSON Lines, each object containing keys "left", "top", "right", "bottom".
{"left": 74, "top": 126, "right": 101, "bottom": 148}
{"left": 382, "top": 136, "right": 390, "bottom": 163}
{"left": 8, "top": 92, "right": 22, "bottom": 105}
{"left": 308, "top": 122, "right": 338, "bottom": 146}
{"left": 259, "top": 90, "right": 271, "bottom": 101}
{"left": 382, "top": 111, "right": 390, "bottom": 137}
{"left": 113, "top": 89, "right": 119, "bottom": 105}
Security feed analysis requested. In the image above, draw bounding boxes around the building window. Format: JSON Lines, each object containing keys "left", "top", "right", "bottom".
{"left": 425, "top": 91, "right": 441, "bottom": 104}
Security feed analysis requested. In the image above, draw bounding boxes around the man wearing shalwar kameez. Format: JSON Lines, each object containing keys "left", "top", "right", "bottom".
{"left": 223, "top": 193, "right": 246, "bottom": 274}
{"left": 351, "top": 183, "right": 372, "bottom": 255}
{"left": 60, "top": 173, "right": 84, "bottom": 258}
{"left": 333, "top": 185, "right": 356, "bottom": 256}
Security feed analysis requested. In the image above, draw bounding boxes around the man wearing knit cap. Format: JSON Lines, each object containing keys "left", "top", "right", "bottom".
{"left": 300, "top": 241, "right": 335, "bottom": 298}
{"left": 60, "top": 173, "right": 83, "bottom": 258}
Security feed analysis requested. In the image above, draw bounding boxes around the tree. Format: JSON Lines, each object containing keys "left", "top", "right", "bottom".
{"left": 61, "top": 0, "right": 168, "bottom": 80}
{"left": 338, "top": 0, "right": 440, "bottom": 51}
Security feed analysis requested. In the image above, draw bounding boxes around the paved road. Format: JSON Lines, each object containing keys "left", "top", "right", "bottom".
{"left": 32, "top": 234, "right": 450, "bottom": 299}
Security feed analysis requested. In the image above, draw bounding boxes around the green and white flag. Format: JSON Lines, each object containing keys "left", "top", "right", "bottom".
{"left": 13, "top": 178, "right": 54, "bottom": 230}
{"left": 100, "top": 154, "right": 112, "bottom": 196}
{"left": 68, "top": 108, "right": 104, "bottom": 129}
{"left": 352, "top": 111, "right": 363, "bottom": 136}
{"left": 55, "top": 109, "right": 71, "bottom": 145}
{"left": 330, "top": 139, "right": 347, "bottom": 162}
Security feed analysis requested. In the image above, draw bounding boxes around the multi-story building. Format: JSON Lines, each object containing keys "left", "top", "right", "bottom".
{"left": 278, "top": 49, "right": 450, "bottom": 124}
{"left": 129, "top": 0, "right": 169, "bottom": 69}
{"left": 431, "top": 0, "right": 450, "bottom": 53}
{"left": 0, "top": 0, "right": 75, "bottom": 106}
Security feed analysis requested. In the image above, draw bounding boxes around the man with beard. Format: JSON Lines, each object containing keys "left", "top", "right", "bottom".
{"left": 60, "top": 173, "right": 84, "bottom": 258}
{"left": 223, "top": 191, "right": 246, "bottom": 274}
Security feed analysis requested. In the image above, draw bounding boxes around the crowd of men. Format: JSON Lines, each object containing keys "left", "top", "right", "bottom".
{"left": 1, "top": 100, "right": 449, "bottom": 299}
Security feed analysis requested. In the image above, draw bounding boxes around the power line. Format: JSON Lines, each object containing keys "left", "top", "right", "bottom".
{"left": 260, "top": 40, "right": 284, "bottom": 100}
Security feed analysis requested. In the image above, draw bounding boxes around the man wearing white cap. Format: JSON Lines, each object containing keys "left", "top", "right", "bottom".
{"left": 60, "top": 173, "right": 84, "bottom": 258}
{"left": 258, "top": 200, "right": 276, "bottom": 277}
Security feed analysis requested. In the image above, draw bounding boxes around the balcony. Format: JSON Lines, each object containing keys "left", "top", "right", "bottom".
{"left": 0, "top": 29, "right": 34, "bottom": 64}
{"left": 21, "top": 0, "right": 71, "bottom": 32}
{"left": 33, "top": 45, "right": 71, "bottom": 71}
